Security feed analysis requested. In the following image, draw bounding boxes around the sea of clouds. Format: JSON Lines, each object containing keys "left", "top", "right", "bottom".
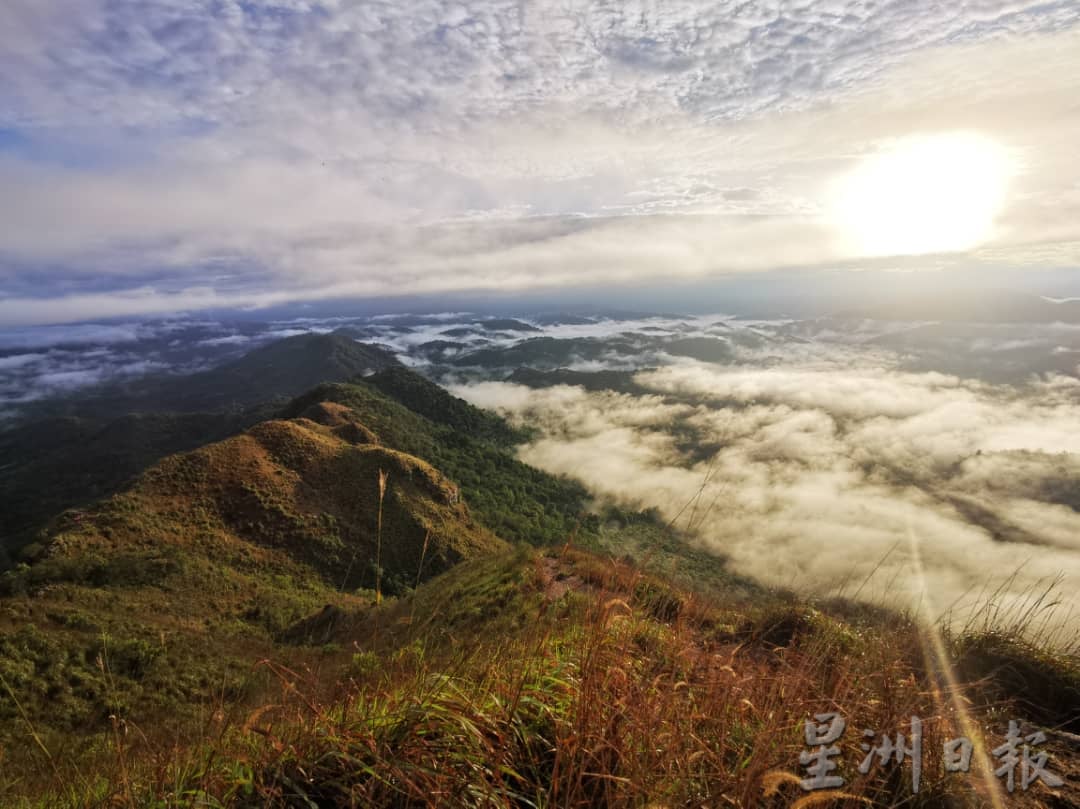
{"left": 453, "top": 353, "right": 1080, "bottom": 633}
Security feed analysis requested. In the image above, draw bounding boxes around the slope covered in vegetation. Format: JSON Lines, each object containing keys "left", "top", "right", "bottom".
{"left": 0, "top": 362, "right": 595, "bottom": 768}
{"left": 282, "top": 381, "right": 592, "bottom": 546}
{"left": 1, "top": 334, "right": 402, "bottom": 556}
{"left": 0, "top": 396, "right": 504, "bottom": 758}
{"left": 0, "top": 410, "right": 266, "bottom": 558}
{"left": 365, "top": 366, "right": 528, "bottom": 445}
{"left": 8, "top": 545, "right": 1079, "bottom": 807}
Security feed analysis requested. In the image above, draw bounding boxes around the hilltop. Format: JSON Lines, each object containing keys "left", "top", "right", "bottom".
{"left": 0, "top": 392, "right": 506, "bottom": 761}
{"left": 0, "top": 334, "right": 401, "bottom": 556}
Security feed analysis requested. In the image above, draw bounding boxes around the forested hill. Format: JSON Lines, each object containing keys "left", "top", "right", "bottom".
{"left": 1, "top": 333, "right": 400, "bottom": 554}
{"left": 1, "top": 346, "right": 591, "bottom": 563}
{"left": 282, "top": 379, "right": 591, "bottom": 546}
{"left": 14, "top": 331, "right": 401, "bottom": 422}
{"left": 365, "top": 366, "right": 527, "bottom": 445}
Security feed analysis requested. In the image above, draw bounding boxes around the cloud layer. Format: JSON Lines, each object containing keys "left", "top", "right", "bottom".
{"left": 455, "top": 361, "right": 1080, "bottom": 631}
{"left": 1, "top": 2, "right": 1079, "bottom": 323}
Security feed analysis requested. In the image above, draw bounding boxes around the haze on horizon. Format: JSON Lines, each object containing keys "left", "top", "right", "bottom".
{"left": 2, "top": 1, "right": 1080, "bottom": 326}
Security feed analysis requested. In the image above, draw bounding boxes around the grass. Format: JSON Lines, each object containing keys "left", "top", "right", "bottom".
{"left": 282, "top": 382, "right": 595, "bottom": 547}
{"left": 0, "top": 403, "right": 506, "bottom": 780}
{"left": 6, "top": 547, "right": 1077, "bottom": 808}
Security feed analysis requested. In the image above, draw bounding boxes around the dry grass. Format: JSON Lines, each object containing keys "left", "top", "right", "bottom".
{"left": 9, "top": 548, "right": 1076, "bottom": 808}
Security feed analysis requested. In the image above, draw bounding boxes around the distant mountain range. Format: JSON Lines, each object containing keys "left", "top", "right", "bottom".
{"left": 23, "top": 331, "right": 400, "bottom": 421}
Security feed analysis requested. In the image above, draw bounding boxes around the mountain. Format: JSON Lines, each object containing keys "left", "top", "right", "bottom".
{"left": 281, "top": 381, "right": 591, "bottom": 546}
{"left": 446, "top": 329, "right": 784, "bottom": 373}
{"left": 365, "top": 366, "right": 527, "bottom": 445}
{"left": 662, "top": 336, "right": 736, "bottom": 363}
{"left": 170, "top": 331, "right": 400, "bottom": 411}
{"left": 0, "top": 334, "right": 402, "bottom": 554}
{"left": 0, "top": 410, "right": 261, "bottom": 558}
{"left": 475, "top": 318, "right": 542, "bottom": 332}
{"left": 20, "top": 400, "right": 502, "bottom": 595}
{"left": 451, "top": 335, "right": 643, "bottom": 369}
{"left": 0, "top": 360, "right": 609, "bottom": 780}
{"left": 507, "top": 366, "right": 647, "bottom": 394}
{"left": 0, "top": 385, "right": 509, "bottom": 752}
{"left": 14, "top": 331, "right": 400, "bottom": 423}
{"left": 1, "top": 356, "right": 590, "bottom": 566}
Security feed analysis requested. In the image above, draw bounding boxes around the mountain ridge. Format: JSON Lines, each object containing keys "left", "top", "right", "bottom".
{"left": 0, "top": 334, "right": 404, "bottom": 555}
{"left": 0, "top": 382, "right": 517, "bottom": 753}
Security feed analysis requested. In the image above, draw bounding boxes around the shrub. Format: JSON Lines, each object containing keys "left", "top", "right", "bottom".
{"left": 104, "top": 636, "right": 164, "bottom": 680}
{"left": 953, "top": 630, "right": 1080, "bottom": 732}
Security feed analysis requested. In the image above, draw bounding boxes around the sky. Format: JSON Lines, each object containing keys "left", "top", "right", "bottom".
{"left": 2, "top": 1, "right": 1080, "bottom": 326}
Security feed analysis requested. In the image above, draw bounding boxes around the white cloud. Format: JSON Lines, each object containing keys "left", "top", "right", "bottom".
{"left": 0, "top": 353, "right": 46, "bottom": 370}
{"left": 197, "top": 334, "right": 252, "bottom": 346}
{"left": 0, "top": 2, "right": 1078, "bottom": 323}
{"left": 454, "top": 361, "right": 1080, "bottom": 631}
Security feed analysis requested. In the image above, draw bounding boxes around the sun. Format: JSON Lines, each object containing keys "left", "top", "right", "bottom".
{"left": 830, "top": 132, "right": 1011, "bottom": 258}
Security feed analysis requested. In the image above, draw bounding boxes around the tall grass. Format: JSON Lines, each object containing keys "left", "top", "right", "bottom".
{"left": 12, "top": 546, "right": 1076, "bottom": 808}
{"left": 340, "top": 467, "right": 390, "bottom": 598}
{"left": 376, "top": 468, "right": 389, "bottom": 605}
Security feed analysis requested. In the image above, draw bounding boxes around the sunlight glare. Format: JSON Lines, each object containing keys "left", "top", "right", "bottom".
{"left": 831, "top": 132, "right": 1011, "bottom": 257}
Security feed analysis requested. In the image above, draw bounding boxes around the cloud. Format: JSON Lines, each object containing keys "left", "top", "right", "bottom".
{"left": 0, "top": 318, "right": 336, "bottom": 408}
{"left": 0, "top": 347, "right": 177, "bottom": 405}
{"left": 0, "top": 3, "right": 1078, "bottom": 324}
{"left": 0, "top": 323, "right": 145, "bottom": 349}
{"left": 6, "top": 0, "right": 1076, "bottom": 132}
{"left": 0, "top": 353, "right": 46, "bottom": 370}
{"left": 454, "top": 360, "right": 1080, "bottom": 631}
{"left": 198, "top": 334, "right": 252, "bottom": 347}
{"left": 34, "top": 368, "right": 111, "bottom": 390}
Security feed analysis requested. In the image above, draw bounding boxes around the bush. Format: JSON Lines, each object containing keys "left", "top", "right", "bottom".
{"left": 104, "top": 636, "right": 164, "bottom": 680}
{"left": 953, "top": 630, "right": 1080, "bottom": 732}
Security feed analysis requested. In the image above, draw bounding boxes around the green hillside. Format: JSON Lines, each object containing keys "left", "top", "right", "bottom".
{"left": 283, "top": 381, "right": 592, "bottom": 546}
{"left": 1, "top": 333, "right": 400, "bottom": 556}
{"left": 365, "top": 366, "right": 527, "bottom": 445}
{"left": 0, "top": 396, "right": 504, "bottom": 747}
{"left": 0, "top": 410, "right": 264, "bottom": 557}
